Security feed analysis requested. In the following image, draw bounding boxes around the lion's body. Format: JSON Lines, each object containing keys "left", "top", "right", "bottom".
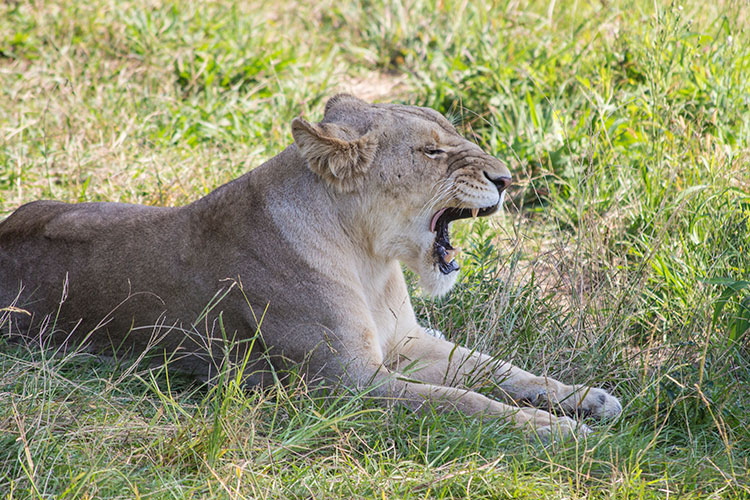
{"left": 0, "top": 148, "right": 368, "bottom": 380}
{"left": 0, "top": 95, "right": 621, "bottom": 438}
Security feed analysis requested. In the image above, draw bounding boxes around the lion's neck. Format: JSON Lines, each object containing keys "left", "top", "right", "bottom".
{"left": 256, "top": 148, "right": 400, "bottom": 288}
{"left": 189, "top": 145, "right": 401, "bottom": 287}
{"left": 186, "top": 144, "right": 413, "bottom": 336}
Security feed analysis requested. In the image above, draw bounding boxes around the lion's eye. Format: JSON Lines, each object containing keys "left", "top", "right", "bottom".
{"left": 423, "top": 147, "right": 446, "bottom": 159}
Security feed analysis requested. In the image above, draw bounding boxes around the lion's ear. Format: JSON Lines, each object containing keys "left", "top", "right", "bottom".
{"left": 291, "top": 117, "right": 377, "bottom": 193}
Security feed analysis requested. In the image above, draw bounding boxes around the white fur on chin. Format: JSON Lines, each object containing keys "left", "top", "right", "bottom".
{"left": 418, "top": 267, "right": 459, "bottom": 297}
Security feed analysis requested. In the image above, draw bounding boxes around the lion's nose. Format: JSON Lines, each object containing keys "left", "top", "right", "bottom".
{"left": 485, "top": 173, "right": 512, "bottom": 193}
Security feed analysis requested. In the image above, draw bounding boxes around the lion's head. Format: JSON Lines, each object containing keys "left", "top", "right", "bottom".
{"left": 292, "top": 94, "right": 511, "bottom": 297}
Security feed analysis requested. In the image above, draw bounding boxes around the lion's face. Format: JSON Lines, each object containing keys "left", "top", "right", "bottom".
{"left": 292, "top": 94, "right": 511, "bottom": 297}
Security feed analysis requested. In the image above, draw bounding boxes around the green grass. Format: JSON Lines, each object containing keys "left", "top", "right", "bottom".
{"left": 1, "top": 0, "right": 749, "bottom": 497}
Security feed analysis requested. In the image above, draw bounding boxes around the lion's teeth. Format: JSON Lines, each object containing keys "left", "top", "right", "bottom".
{"left": 471, "top": 208, "right": 479, "bottom": 218}
{"left": 445, "top": 248, "right": 459, "bottom": 263}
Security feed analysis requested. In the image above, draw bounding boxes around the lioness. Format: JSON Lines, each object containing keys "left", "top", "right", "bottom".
{"left": 0, "top": 94, "right": 621, "bottom": 438}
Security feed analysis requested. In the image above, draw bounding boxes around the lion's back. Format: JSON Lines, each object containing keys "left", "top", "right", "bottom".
{"left": 0, "top": 200, "right": 74, "bottom": 241}
{"left": 0, "top": 200, "right": 177, "bottom": 334}
{"left": 1, "top": 200, "right": 71, "bottom": 305}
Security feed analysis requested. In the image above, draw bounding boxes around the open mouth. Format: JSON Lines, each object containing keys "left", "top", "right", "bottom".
{"left": 430, "top": 204, "right": 499, "bottom": 274}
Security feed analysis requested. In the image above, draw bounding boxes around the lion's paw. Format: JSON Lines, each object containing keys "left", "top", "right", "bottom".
{"left": 576, "top": 387, "right": 622, "bottom": 420}
{"left": 534, "top": 415, "right": 590, "bottom": 443}
{"left": 522, "top": 410, "right": 590, "bottom": 443}
{"left": 533, "top": 385, "right": 622, "bottom": 420}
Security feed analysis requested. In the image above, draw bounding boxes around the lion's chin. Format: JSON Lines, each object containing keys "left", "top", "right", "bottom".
{"left": 417, "top": 266, "right": 459, "bottom": 298}
{"left": 401, "top": 233, "right": 460, "bottom": 297}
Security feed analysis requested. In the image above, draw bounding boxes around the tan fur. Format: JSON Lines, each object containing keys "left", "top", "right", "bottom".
{"left": 0, "top": 95, "right": 621, "bottom": 439}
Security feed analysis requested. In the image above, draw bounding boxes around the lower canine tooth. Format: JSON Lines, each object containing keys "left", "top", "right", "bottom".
{"left": 471, "top": 208, "right": 479, "bottom": 218}
{"left": 445, "top": 249, "right": 459, "bottom": 263}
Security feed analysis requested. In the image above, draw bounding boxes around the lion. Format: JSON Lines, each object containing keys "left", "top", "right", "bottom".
{"left": 0, "top": 94, "right": 621, "bottom": 439}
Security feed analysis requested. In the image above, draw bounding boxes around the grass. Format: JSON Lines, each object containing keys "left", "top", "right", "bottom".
{"left": 1, "top": 0, "right": 749, "bottom": 497}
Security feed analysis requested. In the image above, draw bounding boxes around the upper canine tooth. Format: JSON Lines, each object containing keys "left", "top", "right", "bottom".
{"left": 471, "top": 208, "right": 479, "bottom": 218}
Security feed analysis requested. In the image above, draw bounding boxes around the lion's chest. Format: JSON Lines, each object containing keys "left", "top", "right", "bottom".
{"left": 361, "top": 264, "right": 420, "bottom": 360}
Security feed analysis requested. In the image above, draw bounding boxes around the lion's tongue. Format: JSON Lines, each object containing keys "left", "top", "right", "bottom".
{"left": 430, "top": 208, "right": 447, "bottom": 233}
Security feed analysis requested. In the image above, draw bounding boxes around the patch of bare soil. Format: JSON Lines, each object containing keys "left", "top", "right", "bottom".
{"left": 334, "top": 72, "right": 411, "bottom": 102}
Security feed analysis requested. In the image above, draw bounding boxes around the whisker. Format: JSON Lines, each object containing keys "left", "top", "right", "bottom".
{"left": 416, "top": 179, "right": 454, "bottom": 222}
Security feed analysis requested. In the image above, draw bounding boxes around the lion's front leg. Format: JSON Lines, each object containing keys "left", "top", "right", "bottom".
{"left": 392, "top": 328, "right": 622, "bottom": 420}
{"left": 301, "top": 322, "right": 589, "bottom": 440}
{"left": 364, "top": 366, "right": 589, "bottom": 441}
